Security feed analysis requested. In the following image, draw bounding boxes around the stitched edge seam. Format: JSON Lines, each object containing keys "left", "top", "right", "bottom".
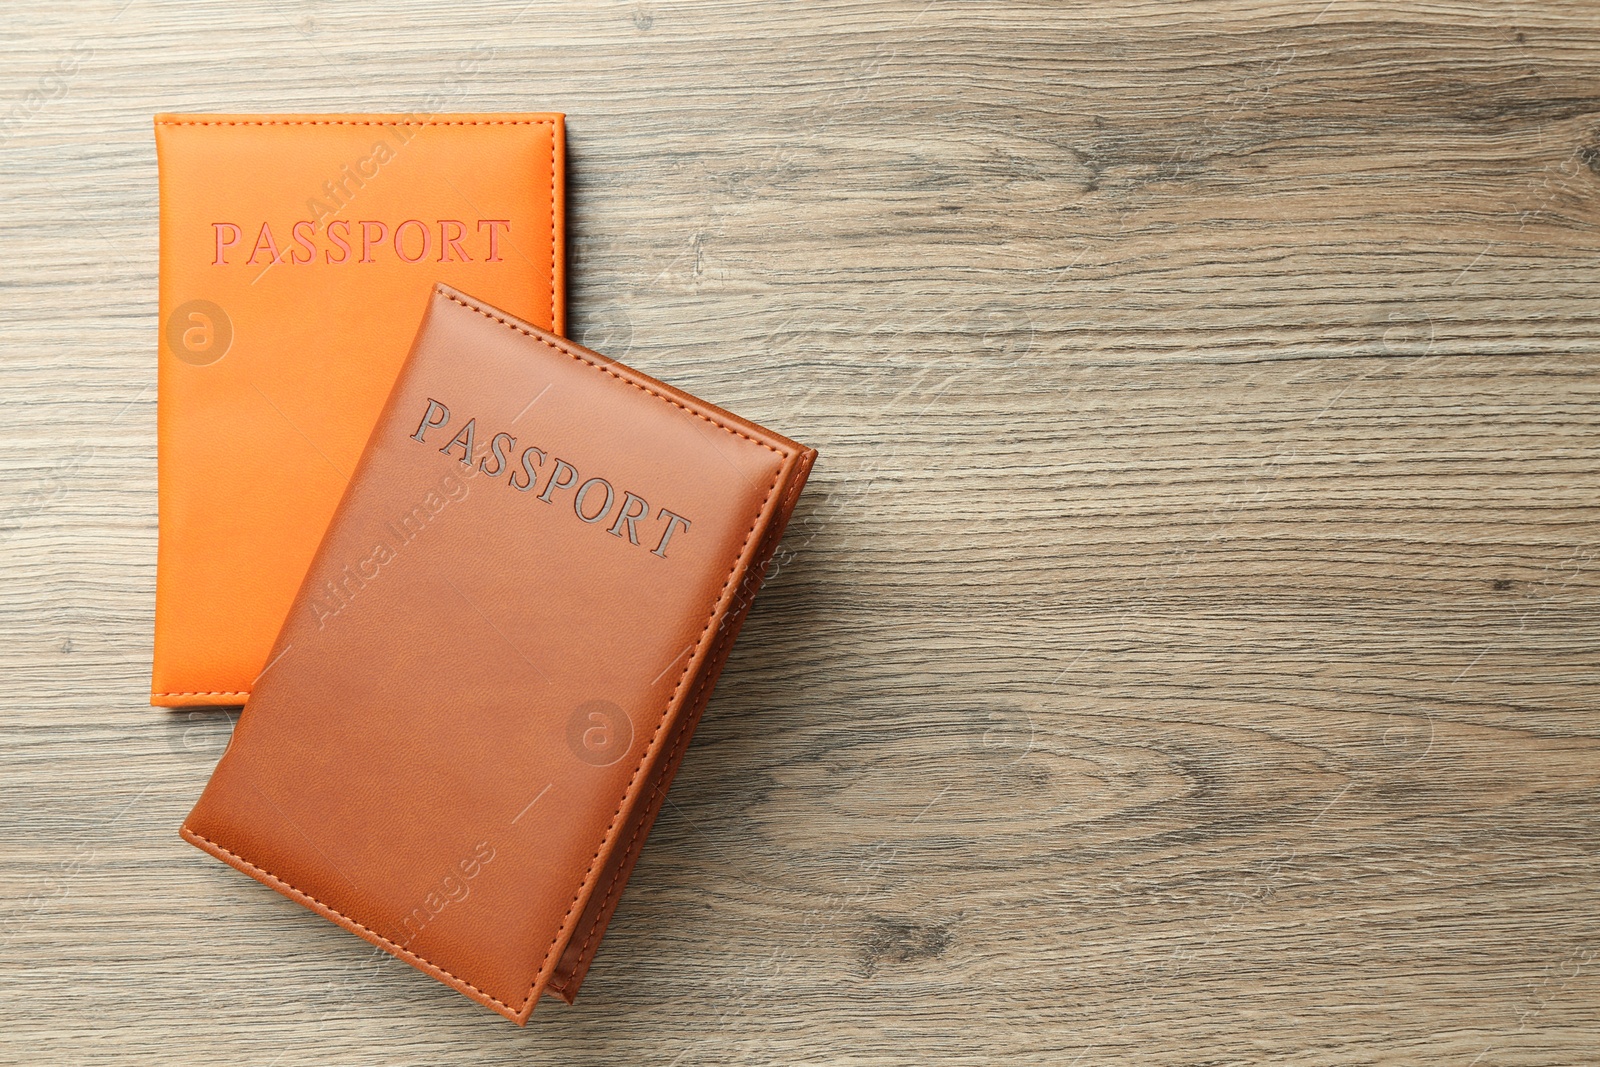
{"left": 154, "top": 120, "right": 555, "bottom": 126}
{"left": 545, "top": 594, "right": 729, "bottom": 993}
{"left": 439, "top": 291, "right": 784, "bottom": 456}
{"left": 549, "top": 125, "right": 556, "bottom": 330}
{"left": 154, "top": 117, "right": 561, "bottom": 702}
{"left": 547, "top": 591, "right": 730, "bottom": 994}
{"left": 546, "top": 457, "right": 810, "bottom": 994}
{"left": 181, "top": 827, "right": 526, "bottom": 1018}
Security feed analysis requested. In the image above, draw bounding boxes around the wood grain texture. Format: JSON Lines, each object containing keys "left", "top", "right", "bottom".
{"left": 1, "top": 0, "right": 1597, "bottom": 1063}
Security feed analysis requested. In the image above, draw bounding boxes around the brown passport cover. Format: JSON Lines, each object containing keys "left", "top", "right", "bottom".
{"left": 153, "top": 113, "right": 564, "bottom": 707}
{"left": 180, "top": 284, "right": 816, "bottom": 1023}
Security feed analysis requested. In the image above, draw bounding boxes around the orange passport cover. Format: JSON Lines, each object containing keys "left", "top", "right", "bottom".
{"left": 153, "top": 113, "right": 564, "bottom": 707}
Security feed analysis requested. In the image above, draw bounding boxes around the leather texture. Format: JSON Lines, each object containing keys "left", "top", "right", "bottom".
{"left": 181, "top": 284, "right": 817, "bottom": 1024}
{"left": 153, "top": 113, "right": 565, "bottom": 707}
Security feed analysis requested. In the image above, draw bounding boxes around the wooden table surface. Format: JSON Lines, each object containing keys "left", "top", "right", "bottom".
{"left": 2, "top": 1, "right": 1597, "bottom": 1063}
